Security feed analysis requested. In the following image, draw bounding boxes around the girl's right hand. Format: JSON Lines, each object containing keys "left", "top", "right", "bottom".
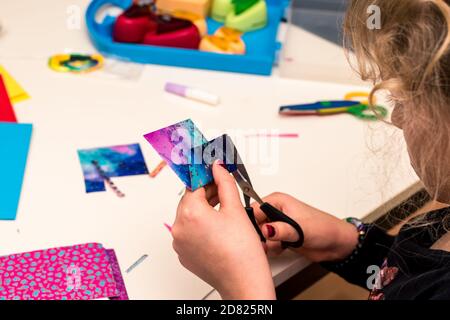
{"left": 252, "top": 193, "right": 360, "bottom": 262}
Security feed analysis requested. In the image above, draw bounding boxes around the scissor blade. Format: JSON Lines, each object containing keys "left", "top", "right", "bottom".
{"left": 232, "top": 170, "right": 264, "bottom": 204}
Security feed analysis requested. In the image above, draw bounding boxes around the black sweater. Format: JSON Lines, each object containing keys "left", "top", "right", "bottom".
{"left": 321, "top": 207, "right": 450, "bottom": 300}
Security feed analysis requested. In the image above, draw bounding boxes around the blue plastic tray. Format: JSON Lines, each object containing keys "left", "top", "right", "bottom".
{"left": 86, "top": 0, "right": 287, "bottom": 75}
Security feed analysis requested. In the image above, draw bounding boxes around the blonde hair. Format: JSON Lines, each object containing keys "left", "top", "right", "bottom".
{"left": 343, "top": 0, "right": 450, "bottom": 205}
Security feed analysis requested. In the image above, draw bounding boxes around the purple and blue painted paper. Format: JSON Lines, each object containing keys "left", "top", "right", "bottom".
{"left": 144, "top": 119, "right": 239, "bottom": 190}
{"left": 77, "top": 143, "right": 148, "bottom": 193}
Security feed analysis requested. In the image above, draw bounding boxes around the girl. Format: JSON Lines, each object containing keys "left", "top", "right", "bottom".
{"left": 171, "top": 0, "right": 450, "bottom": 300}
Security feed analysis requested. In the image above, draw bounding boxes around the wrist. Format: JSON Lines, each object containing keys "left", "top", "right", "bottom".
{"left": 220, "top": 284, "right": 276, "bottom": 300}
{"left": 217, "top": 268, "right": 276, "bottom": 300}
{"left": 327, "top": 220, "right": 360, "bottom": 261}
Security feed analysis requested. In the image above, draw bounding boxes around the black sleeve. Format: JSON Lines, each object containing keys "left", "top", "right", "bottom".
{"left": 320, "top": 224, "right": 395, "bottom": 289}
{"left": 429, "top": 279, "right": 450, "bottom": 300}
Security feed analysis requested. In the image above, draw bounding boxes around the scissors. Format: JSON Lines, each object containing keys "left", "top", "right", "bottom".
{"left": 279, "top": 92, "right": 388, "bottom": 121}
{"left": 231, "top": 164, "right": 305, "bottom": 248}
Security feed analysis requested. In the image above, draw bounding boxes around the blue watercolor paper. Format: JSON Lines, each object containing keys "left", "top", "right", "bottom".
{"left": 78, "top": 143, "right": 149, "bottom": 193}
{"left": 0, "top": 122, "right": 33, "bottom": 220}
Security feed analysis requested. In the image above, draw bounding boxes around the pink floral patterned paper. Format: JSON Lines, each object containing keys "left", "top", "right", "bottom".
{"left": 0, "top": 243, "right": 125, "bottom": 300}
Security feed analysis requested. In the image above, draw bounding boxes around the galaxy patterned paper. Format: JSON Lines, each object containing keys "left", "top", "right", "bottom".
{"left": 78, "top": 143, "right": 148, "bottom": 193}
{"left": 190, "top": 134, "right": 239, "bottom": 188}
{"left": 144, "top": 120, "right": 240, "bottom": 190}
{"left": 144, "top": 119, "right": 207, "bottom": 190}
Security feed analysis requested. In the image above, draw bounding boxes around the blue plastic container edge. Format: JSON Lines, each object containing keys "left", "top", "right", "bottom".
{"left": 85, "top": 0, "right": 288, "bottom": 76}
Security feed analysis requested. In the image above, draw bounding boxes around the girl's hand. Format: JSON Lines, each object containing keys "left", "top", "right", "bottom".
{"left": 253, "top": 193, "right": 359, "bottom": 262}
{"left": 172, "top": 162, "right": 276, "bottom": 300}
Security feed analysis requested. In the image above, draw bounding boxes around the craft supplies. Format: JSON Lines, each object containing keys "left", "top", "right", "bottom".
{"left": 0, "top": 243, "right": 128, "bottom": 300}
{"left": 126, "top": 254, "right": 149, "bottom": 273}
{"left": 215, "top": 26, "right": 245, "bottom": 52}
{"left": 77, "top": 143, "right": 149, "bottom": 194}
{"left": 149, "top": 160, "right": 167, "bottom": 178}
{"left": 48, "top": 54, "right": 104, "bottom": 73}
{"left": 0, "top": 75, "right": 17, "bottom": 122}
{"left": 0, "top": 73, "right": 32, "bottom": 220}
{"left": 211, "top": 0, "right": 267, "bottom": 32}
{"left": 144, "top": 119, "right": 208, "bottom": 190}
{"left": 144, "top": 119, "right": 238, "bottom": 190}
{"left": 245, "top": 133, "right": 299, "bottom": 138}
{"left": 102, "top": 59, "right": 145, "bottom": 81}
{"left": 113, "top": 4, "right": 201, "bottom": 49}
{"left": 0, "top": 122, "right": 32, "bottom": 220}
{"left": 0, "top": 65, "right": 30, "bottom": 103}
{"left": 165, "top": 82, "right": 220, "bottom": 105}
{"left": 279, "top": 92, "right": 388, "bottom": 121}
{"left": 142, "top": 15, "right": 201, "bottom": 49}
{"left": 199, "top": 26, "right": 245, "bottom": 54}
{"left": 113, "top": 2, "right": 157, "bottom": 43}
{"left": 86, "top": 0, "right": 286, "bottom": 75}
{"left": 157, "top": 0, "right": 211, "bottom": 18}
{"left": 226, "top": 0, "right": 267, "bottom": 32}
{"left": 232, "top": 163, "right": 304, "bottom": 247}
{"left": 172, "top": 10, "right": 208, "bottom": 36}
{"left": 91, "top": 160, "right": 125, "bottom": 198}
{"left": 211, "top": 0, "right": 234, "bottom": 22}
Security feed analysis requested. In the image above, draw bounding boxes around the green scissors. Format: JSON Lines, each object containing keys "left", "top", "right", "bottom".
{"left": 279, "top": 91, "right": 388, "bottom": 121}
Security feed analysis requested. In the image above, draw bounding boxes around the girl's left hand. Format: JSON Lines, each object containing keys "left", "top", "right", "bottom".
{"left": 172, "top": 161, "right": 276, "bottom": 300}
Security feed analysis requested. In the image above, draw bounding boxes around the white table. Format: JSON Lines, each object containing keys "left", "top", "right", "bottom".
{"left": 0, "top": 0, "right": 420, "bottom": 299}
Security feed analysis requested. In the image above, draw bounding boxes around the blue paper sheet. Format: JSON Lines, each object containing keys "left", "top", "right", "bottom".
{"left": 0, "top": 122, "right": 32, "bottom": 220}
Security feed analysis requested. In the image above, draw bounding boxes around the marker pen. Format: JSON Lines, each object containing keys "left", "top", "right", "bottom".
{"left": 165, "top": 82, "right": 220, "bottom": 106}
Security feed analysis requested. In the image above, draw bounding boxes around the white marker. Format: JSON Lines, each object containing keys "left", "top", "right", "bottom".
{"left": 165, "top": 82, "right": 220, "bottom": 106}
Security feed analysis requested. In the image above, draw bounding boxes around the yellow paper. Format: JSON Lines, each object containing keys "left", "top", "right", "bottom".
{"left": 0, "top": 65, "right": 30, "bottom": 104}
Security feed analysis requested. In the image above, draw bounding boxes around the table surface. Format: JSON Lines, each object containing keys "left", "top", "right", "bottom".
{"left": 0, "top": 0, "right": 420, "bottom": 299}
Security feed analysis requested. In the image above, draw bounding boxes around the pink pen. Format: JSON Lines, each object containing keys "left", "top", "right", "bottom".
{"left": 165, "top": 82, "right": 220, "bottom": 106}
{"left": 245, "top": 133, "right": 299, "bottom": 138}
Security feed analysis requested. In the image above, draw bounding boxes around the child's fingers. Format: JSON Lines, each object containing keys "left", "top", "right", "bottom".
{"left": 251, "top": 202, "right": 268, "bottom": 224}
{"left": 184, "top": 186, "right": 206, "bottom": 200}
{"left": 212, "top": 161, "right": 242, "bottom": 211}
{"left": 208, "top": 195, "right": 219, "bottom": 207}
{"left": 251, "top": 193, "right": 288, "bottom": 224}
{"left": 265, "top": 241, "right": 284, "bottom": 257}
{"left": 177, "top": 187, "right": 210, "bottom": 219}
{"left": 204, "top": 184, "right": 218, "bottom": 203}
{"left": 181, "top": 186, "right": 218, "bottom": 209}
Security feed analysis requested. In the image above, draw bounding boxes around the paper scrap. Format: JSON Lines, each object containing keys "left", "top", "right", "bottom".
{"left": 77, "top": 143, "right": 149, "bottom": 193}
{"left": 0, "top": 65, "right": 30, "bottom": 104}
{"left": 0, "top": 243, "right": 127, "bottom": 300}
{"left": 0, "top": 122, "right": 32, "bottom": 220}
